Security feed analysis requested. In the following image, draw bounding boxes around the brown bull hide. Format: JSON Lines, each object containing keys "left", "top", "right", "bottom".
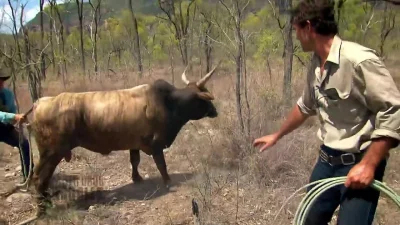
{"left": 27, "top": 63, "right": 220, "bottom": 217}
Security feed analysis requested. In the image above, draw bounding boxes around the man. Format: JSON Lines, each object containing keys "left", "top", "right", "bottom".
{"left": 0, "top": 68, "right": 33, "bottom": 182}
{"left": 253, "top": 0, "right": 400, "bottom": 224}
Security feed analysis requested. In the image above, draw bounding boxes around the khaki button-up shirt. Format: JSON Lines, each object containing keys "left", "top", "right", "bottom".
{"left": 297, "top": 35, "right": 400, "bottom": 153}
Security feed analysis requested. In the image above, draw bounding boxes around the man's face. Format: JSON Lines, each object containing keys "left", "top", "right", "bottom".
{"left": 293, "top": 22, "right": 315, "bottom": 52}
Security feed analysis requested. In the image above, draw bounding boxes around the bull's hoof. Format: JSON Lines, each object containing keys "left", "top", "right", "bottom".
{"left": 36, "top": 194, "right": 53, "bottom": 217}
{"left": 163, "top": 179, "right": 171, "bottom": 190}
{"left": 132, "top": 175, "right": 144, "bottom": 184}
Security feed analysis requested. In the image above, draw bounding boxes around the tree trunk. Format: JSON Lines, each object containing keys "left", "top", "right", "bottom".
{"left": 337, "top": 0, "right": 346, "bottom": 29}
{"left": 39, "top": 0, "right": 46, "bottom": 80}
{"left": 76, "top": 0, "right": 86, "bottom": 75}
{"left": 379, "top": 2, "right": 396, "bottom": 60}
{"left": 283, "top": 0, "right": 293, "bottom": 103}
{"left": 49, "top": 6, "right": 56, "bottom": 76}
{"left": 235, "top": 6, "right": 244, "bottom": 133}
{"left": 89, "top": 0, "right": 101, "bottom": 76}
{"left": 204, "top": 18, "right": 212, "bottom": 73}
{"left": 53, "top": 0, "right": 67, "bottom": 85}
{"left": 20, "top": 7, "right": 41, "bottom": 101}
{"left": 129, "top": 0, "right": 143, "bottom": 77}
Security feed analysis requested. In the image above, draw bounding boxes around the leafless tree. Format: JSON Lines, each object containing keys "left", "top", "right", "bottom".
{"left": 267, "top": 0, "right": 293, "bottom": 102}
{"left": 379, "top": 1, "right": 397, "bottom": 60}
{"left": 128, "top": 0, "right": 143, "bottom": 77}
{"left": 51, "top": 0, "right": 68, "bottom": 86}
{"left": 216, "top": 0, "right": 251, "bottom": 136}
{"left": 88, "top": 0, "right": 102, "bottom": 76}
{"left": 47, "top": 0, "right": 56, "bottom": 75}
{"left": 20, "top": 4, "right": 43, "bottom": 101}
{"left": 75, "top": 0, "right": 86, "bottom": 75}
{"left": 39, "top": 0, "right": 46, "bottom": 80}
{"left": 200, "top": 11, "right": 213, "bottom": 74}
{"left": 360, "top": 1, "right": 378, "bottom": 43}
{"left": 158, "top": 0, "right": 197, "bottom": 66}
{"left": 283, "top": 0, "right": 293, "bottom": 102}
{"left": 337, "top": 0, "right": 346, "bottom": 28}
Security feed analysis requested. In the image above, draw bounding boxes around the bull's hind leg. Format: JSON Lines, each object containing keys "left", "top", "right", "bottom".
{"left": 32, "top": 150, "right": 63, "bottom": 217}
{"left": 129, "top": 149, "right": 143, "bottom": 183}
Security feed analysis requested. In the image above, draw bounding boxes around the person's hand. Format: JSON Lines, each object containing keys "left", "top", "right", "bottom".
{"left": 253, "top": 133, "right": 280, "bottom": 152}
{"left": 344, "top": 162, "right": 375, "bottom": 189}
{"left": 13, "top": 114, "right": 26, "bottom": 125}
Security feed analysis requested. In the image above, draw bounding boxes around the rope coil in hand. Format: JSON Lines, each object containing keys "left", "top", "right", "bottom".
{"left": 274, "top": 177, "right": 400, "bottom": 225}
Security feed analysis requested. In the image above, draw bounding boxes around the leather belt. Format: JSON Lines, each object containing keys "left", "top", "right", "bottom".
{"left": 320, "top": 149, "right": 364, "bottom": 166}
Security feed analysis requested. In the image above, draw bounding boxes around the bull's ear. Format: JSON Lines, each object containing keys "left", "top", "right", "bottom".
{"left": 197, "top": 92, "right": 214, "bottom": 101}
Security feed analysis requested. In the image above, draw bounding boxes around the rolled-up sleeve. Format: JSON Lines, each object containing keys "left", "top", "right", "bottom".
{"left": 297, "top": 91, "right": 316, "bottom": 116}
{"left": 357, "top": 58, "right": 400, "bottom": 143}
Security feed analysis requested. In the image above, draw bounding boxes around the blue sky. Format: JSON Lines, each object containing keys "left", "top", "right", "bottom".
{"left": 0, "top": 0, "right": 75, "bottom": 34}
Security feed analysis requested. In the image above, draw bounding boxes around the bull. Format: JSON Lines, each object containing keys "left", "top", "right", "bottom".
{"left": 24, "top": 63, "right": 220, "bottom": 218}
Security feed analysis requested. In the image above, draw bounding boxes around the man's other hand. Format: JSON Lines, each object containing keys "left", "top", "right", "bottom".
{"left": 253, "top": 133, "right": 280, "bottom": 153}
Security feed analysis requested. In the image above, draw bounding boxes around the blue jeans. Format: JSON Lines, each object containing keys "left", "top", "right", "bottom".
{"left": 0, "top": 123, "right": 33, "bottom": 179}
{"left": 305, "top": 145, "right": 387, "bottom": 225}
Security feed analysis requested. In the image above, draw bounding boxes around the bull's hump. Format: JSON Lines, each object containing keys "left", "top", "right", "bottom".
{"left": 127, "top": 84, "right": 150, "bottom": 95}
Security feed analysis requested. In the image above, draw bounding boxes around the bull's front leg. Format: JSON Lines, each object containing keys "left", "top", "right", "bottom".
{"left": 152, "top": 150, "right": 171, "bottom": 188}
{"left": 129, "top": 149, "right": 143, "bottom": 183}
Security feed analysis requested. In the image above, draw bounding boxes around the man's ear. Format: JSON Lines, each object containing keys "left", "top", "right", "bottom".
{"left": 197, "top": 92, "right": 214, "bottom": 101}
{"left": 305, "top": 20, "right": 311, "bottom": 32}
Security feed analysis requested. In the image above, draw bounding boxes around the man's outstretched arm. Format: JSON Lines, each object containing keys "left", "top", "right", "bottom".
{"left": 253, "top": 103, "right": 312, "bottom": 152}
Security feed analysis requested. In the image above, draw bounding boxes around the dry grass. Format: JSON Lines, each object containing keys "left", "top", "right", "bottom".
{"left": 0, "top": 57, "right": 399, "bottom": 225}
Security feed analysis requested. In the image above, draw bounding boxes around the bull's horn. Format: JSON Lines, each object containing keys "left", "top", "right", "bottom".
{"left": 196, "top": 60, "right": 221, "bottom": 87}
{"left": 181, "top": 65, "right": 190, "bottom": 85}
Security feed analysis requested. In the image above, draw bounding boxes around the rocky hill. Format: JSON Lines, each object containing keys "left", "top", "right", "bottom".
{"left": 25, "top": 0, "right": 160, "bottom": 32}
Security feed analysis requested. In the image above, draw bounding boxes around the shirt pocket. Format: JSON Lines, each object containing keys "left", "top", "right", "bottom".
{"left": 317, "top": 86, "right": 364, "bottom": 124}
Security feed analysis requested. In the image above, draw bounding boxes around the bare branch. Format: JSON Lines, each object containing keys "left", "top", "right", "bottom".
{"left": 240, "top": 0, "right": 251, "bottom": 15}
{"left": 293, "top": 53, "right": 306, "bottom": 67}
{"left": 267, "top": 0, "right": 285, "bottom": 31}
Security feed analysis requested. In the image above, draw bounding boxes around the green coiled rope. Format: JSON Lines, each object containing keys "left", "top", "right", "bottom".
{"left": 274, "top": 176, "right": 400, "bottom": 225}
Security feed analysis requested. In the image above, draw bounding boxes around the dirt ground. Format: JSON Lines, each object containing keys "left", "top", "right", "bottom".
{"left": 0, "top": 126, "right": 399, "bottom": 225}
{"left": 0, "top": 66, "right": 400, "bottom": 224}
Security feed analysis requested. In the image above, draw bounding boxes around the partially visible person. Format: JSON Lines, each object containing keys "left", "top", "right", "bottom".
{"left": 0, "top": 68, "right": 33, "bottom": 182}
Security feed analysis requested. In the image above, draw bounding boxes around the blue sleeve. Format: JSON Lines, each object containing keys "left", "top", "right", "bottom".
{"left": 0, "top": 111, "right": 15, "bottom": 124}
{"left": 4, "top": 89, "right": 17, "bottom": 113}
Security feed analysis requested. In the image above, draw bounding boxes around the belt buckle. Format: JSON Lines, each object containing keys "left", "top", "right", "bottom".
{"left": 341, "top": 153, "right": 356, "bottom": 165}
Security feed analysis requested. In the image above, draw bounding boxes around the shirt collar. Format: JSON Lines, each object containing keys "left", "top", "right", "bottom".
{"left": 326, "top": 35, "right": 342, "bottom": 65}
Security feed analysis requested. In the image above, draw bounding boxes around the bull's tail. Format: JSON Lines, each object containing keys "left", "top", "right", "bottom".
{"left": 22, "top": 99, "right": 40, "bottom": 119}
{"left": 23, "top": 105, "right": 34, "bottom": 118}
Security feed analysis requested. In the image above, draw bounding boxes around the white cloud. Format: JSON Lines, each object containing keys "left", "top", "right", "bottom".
{"left": 24, "top": 6, "right": 39, "bottom": 23}
{"left": 0, "top": 4, "right": 20, "bottom": 33}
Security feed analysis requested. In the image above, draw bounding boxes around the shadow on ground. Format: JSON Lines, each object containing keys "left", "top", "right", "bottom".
{"left": 56, "top": 172, "right": 193, "bottom": 210}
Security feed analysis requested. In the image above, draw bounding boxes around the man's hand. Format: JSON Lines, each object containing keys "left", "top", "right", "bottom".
{"left": 253, "top": 133, "right": 280, "bottom": 152}
{"left": 345, "top": 137, "right": 396, "bottom": 189}
{"left": 13, "top": 114, "right": 26, "bottom": 125}
{"left": 344, "top": 162, "right": 375, "bottom": 189}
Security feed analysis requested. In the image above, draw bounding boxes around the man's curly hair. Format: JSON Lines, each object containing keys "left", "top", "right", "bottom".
{"left": 290, "top": 0, "right": 338, "bottom": 36}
